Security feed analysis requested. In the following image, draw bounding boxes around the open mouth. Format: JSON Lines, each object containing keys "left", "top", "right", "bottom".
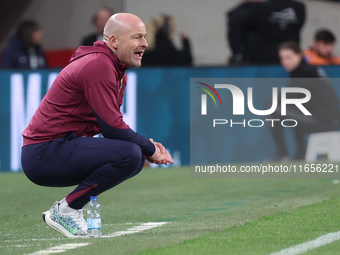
{"left": 134, "top": 51, "right": 143, "bottom": 59}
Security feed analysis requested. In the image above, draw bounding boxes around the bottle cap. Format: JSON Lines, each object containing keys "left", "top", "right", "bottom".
{"left": 90, "top": 196, "right": 97, "bottom": 200}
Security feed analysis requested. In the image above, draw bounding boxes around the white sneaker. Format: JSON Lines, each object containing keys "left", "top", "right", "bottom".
{"left": 42, "top": 201, "right": 87, "bottom": 238}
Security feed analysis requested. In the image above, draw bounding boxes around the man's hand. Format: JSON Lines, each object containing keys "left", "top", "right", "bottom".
{"left": 144, "top": 138, "right": 174, "bottom": 165}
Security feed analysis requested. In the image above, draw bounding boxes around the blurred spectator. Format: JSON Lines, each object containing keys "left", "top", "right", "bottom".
{"left": 0, "top": 20, "right": 47, "bottom": 69}
{"left": 80, "top": 7, "right": 114, "bottom": 46}
{"left": 304, "top": 29, "right": 340, "bottom": 65}
{"left": 227, "top": 0, "right": 262, "bottom": 65}
{"left": 227, "top": 0, "right": 305, "bottom": 65}
{"left": 268, "top": 41, "right": 340, "bottom": 161}
{"left": 142, "top": 14, "right": 192, "bottom": 66}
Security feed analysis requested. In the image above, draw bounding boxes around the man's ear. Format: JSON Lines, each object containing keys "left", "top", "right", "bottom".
{"left": 109, "top": 35, "right": 118, "bottom": 49}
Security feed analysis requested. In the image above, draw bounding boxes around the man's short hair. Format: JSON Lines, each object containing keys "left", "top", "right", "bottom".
{"left": 278, "top": 40, "right": 302, "bottom": 54}
{"left": 315, "top": 29, "right": 336, "bottom": 43}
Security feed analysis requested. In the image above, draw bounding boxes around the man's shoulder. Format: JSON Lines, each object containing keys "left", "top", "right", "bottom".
{"left": 264, "top": 0, "right": 305, "bottom": 6}
{"left": 81, "top": 53, "right": 118, "bottom": 77}
{"left": 334, "top": 56, "right": 340, "bottom": 65}
{"left": 3, "top": 38, "right": 26, "bottom": 55}
{"left": 304, "top": 48, "right": 317, "bottom": 60}
{"left": 228, "top": 2, "right": 258, "bottom": 16}
{"left": 304, "top": 48, "right": 332, "bottom": 65}
{"left": 261, "top": 0, "right": 305, "bottom": 12}
{"left": 67, "top": 52, "right": 118, "bottom": 89}
{"left": 299, "top": 63, "right": 322, "bottom": 78}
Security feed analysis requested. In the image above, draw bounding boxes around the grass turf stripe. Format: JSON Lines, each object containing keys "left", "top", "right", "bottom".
{"left": 2, "top": 168, "right": 340, "bottom": 255}
{"left": 25, "top": 243, "right": 89, "bottom": 255}
{"left": 270, "top": 231, "right": 340, "bottom": 255}
{"left": 136, "top": 197, "right": 340, "bottom": 255}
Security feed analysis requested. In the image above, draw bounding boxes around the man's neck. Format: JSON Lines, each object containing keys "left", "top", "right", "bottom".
{"left": 311, "top": 46, "right": 332, "bottom": 59}
{"left": 104, "top": 40, "right": 116, "bottom": 54}
{"left": 292, "top": 58, "right": 304, "bottom": 73}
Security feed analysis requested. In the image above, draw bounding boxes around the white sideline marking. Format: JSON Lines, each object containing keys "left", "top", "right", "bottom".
{"left": 24, "top": 243, "right": 89, "bottom": 255}
{"left": 6, "top": 244, "right": 40, "bottom": 248}
{"left": 102, "top": 222, "right": 134, "bottom": 226}
{"left": 4, "top": 237, "right": 66, "bottom": 243}
{"left": 270, "top": 231, "right": 340, "bottom": 255}
{"left": 6, "top": 222, "right": 167, "bottom": 254}
{"left": 4, "top": 237, "right": 69, "bottom": 243}
{"left": 5, "top": 222, "right": 168, "bottom": 243}
{"left": 102, "top": 222, "right": 168, "bottom": 238}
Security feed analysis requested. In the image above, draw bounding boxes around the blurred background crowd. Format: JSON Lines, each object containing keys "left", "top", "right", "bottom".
{"left": 1, "top": 0, "right": 340, "bottom": 69}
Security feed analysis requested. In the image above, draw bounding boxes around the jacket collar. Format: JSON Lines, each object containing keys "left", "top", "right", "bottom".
{"left": 104, "top": 43, "right": 130, "bottom": 75}
{"left": 70, "top": 41, "right": 130, "bottom": 75}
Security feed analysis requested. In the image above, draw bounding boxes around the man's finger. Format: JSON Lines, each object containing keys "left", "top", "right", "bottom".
{"left": 164, "top": 152, "right": 174, "bottom": 162}
{"left": 154, "top": 142, "right": 166, "bottom": 153}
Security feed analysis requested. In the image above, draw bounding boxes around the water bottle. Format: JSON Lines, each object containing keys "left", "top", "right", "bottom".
{"left": 172, "top": 151, "right": 181, "bottom": 167}
{"left": 87, "top": 196, "right": 101, "bottom": 238}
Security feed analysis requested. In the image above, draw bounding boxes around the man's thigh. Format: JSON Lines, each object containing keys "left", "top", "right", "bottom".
{"left": 22, "top": 134, "right": 137, "bottom": 187}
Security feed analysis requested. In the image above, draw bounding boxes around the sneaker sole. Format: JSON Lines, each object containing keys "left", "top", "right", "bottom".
{"left": 42, "top": 210, "right": 78, "bottom": 238}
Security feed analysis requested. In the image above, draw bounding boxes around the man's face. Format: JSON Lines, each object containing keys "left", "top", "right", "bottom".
{"left": 114, "top": 22, "right": 148, "bottom": 67}
{"left": 313, "top": 41, "right": 334, "bottom": 58}
{"left": 32, "top": 30, "right": 43, "bottom": 45}
{"left": 279, "top": 48, "right": 302, "bottom": 72}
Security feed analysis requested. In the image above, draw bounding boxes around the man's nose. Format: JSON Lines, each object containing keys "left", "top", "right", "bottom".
{"left": 141, "top": 37, "right": 148, "bottom": 48}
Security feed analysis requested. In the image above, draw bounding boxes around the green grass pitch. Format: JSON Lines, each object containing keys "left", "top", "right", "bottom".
{"left": 1, "top": 164, "right": 340, "bottom": 255}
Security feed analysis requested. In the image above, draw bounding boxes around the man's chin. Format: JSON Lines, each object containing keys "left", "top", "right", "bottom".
{"left": 128, "top": 60, "right": 142, "bottom": 67}
{"left": 283, "top": 66, "right": 294, "bottom": 72}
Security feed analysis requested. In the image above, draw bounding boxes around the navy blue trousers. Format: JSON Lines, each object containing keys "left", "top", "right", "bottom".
{"left": 21, "top": 132, "right": 145, "bottom": 209}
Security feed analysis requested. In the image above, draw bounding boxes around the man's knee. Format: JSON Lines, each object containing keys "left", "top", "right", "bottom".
{"left": 128, "top": 142, "right": 143, "bottom": 166}
{"left": 119, "top": 142, "right": 144, "bottom": 170}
